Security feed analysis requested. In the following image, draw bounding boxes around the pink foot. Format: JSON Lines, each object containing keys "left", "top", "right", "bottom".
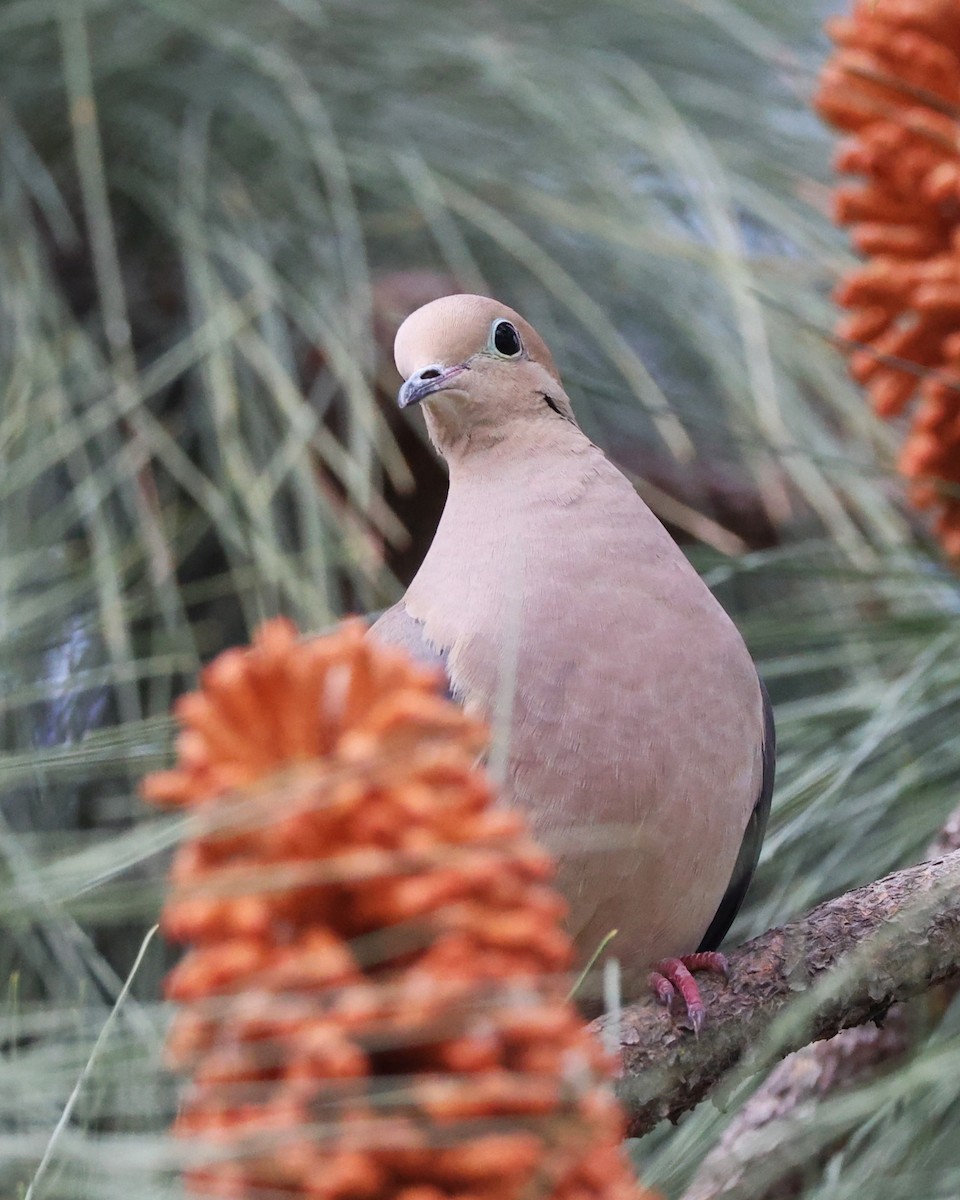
{"left": 648, "top": 951, "right": 729, "bottom": 1035}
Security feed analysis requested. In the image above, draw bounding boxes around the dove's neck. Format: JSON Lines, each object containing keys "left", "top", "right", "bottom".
{"left": 442, "top": 417, "right": 600, "bottom": 504}
{"left": 406, "top": 422, "right": 608, "bottom": 637}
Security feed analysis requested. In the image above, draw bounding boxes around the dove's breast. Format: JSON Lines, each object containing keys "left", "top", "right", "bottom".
{"left": 400, "top": 438, "right": 765, "bottom": 992}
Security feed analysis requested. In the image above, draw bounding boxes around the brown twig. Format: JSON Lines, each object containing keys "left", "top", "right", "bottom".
{"left": 596, "top": 849, "right": 960, "bottom": 1137}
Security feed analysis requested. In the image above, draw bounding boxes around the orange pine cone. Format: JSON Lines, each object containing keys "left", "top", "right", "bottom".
{"left": 143, "top": 618, "right": 657, "bottom": 1200}
{"left": 815, "top": 0, "right": 960, "bottom": 555}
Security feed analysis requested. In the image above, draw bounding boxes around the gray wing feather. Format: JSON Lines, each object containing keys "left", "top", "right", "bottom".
{"left": 696, "top": 675, "right": 775, "bottom": 953}
{"left": 367, "top": 603, "right": 452, "bottom": 695}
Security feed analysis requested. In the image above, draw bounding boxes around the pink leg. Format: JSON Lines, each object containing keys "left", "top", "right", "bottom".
{"left": 648, "top": 951, "right": 729, "bottom": 1035}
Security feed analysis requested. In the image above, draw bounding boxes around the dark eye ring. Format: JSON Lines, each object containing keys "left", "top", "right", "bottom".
{"left": 490, "top": 319, "right": 523, "bottom": 359}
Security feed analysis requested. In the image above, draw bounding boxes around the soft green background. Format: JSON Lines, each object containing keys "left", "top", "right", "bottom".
{"left": 3, "top": 2, "right": 960, "bottom": 1197}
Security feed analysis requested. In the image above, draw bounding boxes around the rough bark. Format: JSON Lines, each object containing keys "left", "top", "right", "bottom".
{"left": 676, "top": 808, "right": 960, "bottom": 1199}
{"left": 595, "top": 848, "right": 960, "bottom": 1138}
{"left": 678, "top": 1010, "right": 912, "bottom": 1200}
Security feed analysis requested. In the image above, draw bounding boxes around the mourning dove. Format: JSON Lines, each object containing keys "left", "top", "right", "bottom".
{"left": 370, "top": 294, "right": 775, "bottom": 1028}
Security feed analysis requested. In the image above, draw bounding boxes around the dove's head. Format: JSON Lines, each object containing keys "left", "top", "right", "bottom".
{"left": 394, "top": 294, "right": 578, "bottom": 456}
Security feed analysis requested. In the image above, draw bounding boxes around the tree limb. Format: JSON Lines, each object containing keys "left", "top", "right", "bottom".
{"left": 678, "top": 806, "right": 960, "bottom": 1200}
{"left": 679, "top": 1011, "right": 912, "bottom": 1200}
{"left": 594, "top": 849, "right": 960, "bottom": 1137}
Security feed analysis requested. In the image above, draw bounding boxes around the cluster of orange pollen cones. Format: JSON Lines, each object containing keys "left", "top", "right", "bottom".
{"left": 815, "top": 0, "right": 960, "bottom": 555}
{"left": 142, "top": 618, "right": 657, "bottom": 1200}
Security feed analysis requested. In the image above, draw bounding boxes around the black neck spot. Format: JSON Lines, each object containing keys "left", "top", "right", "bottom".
{"left": 540, "top": 392, "right": 570, "bottom": 421}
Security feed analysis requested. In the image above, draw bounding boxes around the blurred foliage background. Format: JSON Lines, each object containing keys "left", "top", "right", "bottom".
{"left": 3, "top": 0, "right": 960, "bottom": 1196}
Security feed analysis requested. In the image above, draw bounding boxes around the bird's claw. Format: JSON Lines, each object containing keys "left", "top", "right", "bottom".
{"left": 649, "top": 952, "right": 729, "bottom": 1035}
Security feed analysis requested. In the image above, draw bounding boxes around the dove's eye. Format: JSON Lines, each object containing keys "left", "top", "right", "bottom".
{"left": 489, "top": 319, "right": 523, "bottom": 359}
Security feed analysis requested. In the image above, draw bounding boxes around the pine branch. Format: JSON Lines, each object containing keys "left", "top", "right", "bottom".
{"left": 678, "top": 806, "right": 960, "bottom": 1200}
{"left": 595, "top": 849, "right": 960, "bottom": 1137}
{"left": 679, "top": 1011, "right": 912, "bottom": 1200}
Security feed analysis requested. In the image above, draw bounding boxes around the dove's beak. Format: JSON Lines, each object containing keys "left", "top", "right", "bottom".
{"left": 398, "top": 363, "right": 469, "bottom": 410}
